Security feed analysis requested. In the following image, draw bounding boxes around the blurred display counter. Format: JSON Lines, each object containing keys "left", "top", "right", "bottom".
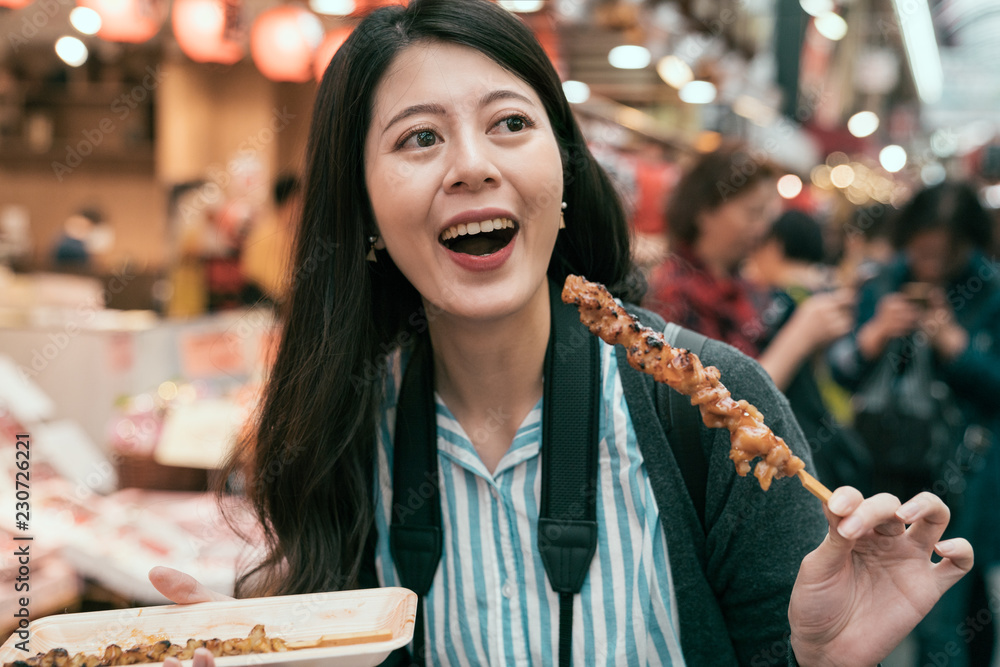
{"left": 0, "top": 422, "right": 256, "bottom": 641}
{"left": 0, "top": 487, "right": 256, "bottom": 644}
{"left": 0, "top": 271, "right": 274, "bottom": 643}
{"left": 0, "top": 272, "right": 278, "bottom": 453}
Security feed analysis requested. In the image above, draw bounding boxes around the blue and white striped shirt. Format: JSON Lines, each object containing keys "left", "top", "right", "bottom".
{"left": 374, "top": 339, "right": 685, "bottom": 665}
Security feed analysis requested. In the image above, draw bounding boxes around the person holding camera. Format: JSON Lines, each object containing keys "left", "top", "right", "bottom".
{"left": 829, "top": 181, "right": 1000, "bottom": 666}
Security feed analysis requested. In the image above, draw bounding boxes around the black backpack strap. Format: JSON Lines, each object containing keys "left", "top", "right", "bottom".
{"left": 661, "top": 322, "right": 710, "bottom": 528}
{"left": 539, "top": 278, "right": 601, "bottom": 667}
{"left": 389, "top": 335, "right": 441, "bottom": 666}
{"left": 389, "top": 279, "right": 600, "bottom": 667}
{"left": 614, "top": 306, "right": 710, "bottom": 531}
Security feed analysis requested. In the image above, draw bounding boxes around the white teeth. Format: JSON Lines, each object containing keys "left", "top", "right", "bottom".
{"left": 440, "top": 218, "right": 515, "bottom": 242}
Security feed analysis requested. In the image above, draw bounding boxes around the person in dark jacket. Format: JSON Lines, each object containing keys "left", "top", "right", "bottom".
{"left": 829, "top": 181, "right": 1000, "bottom": 666}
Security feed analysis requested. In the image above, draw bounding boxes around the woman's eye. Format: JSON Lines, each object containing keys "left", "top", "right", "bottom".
{"left": 504, "top": 116, "right": 526, "bottom": 132}
{"left": 502, "top": 116, "right": 527, "bottom": 132}
{"left": 415, "top": 130, "right": 437, "bottom": 147}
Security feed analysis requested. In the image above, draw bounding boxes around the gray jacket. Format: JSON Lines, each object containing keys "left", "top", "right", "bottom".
{"left": 620, "top": 306, "right": 827, "bottom": 666}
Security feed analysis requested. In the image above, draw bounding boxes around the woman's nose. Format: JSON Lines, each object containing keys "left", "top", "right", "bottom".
{"left": 443, "top": 132, "right": 502, "bottom": 193}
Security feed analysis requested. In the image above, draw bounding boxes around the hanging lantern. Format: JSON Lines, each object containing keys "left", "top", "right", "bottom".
{"left": 526, "top": 13, "right": 565, "bottom": 81}
{"left": 313, "top": 27, "right": 352, "bottom": 82}
{"left": 76, "top": 0, "right": 163, "bottom": 43}
{"left": 250, "top": 4, "right": 323, "bottom": 82}
{"left": 351, "top": 0, "right": 405, "bottom": 15}
{"left": 172, "top": 0, "right": 244, "bottom": 65}
{"left": 0, "top": 0, "right": 33, "bottom": 10}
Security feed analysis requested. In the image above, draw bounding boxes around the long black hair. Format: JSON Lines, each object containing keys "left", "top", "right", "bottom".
{"left": 227, "top": 0, "right": 639, "bottom": 597}
{"left": 891, "top": 181, "right": 993, "bottom": 251}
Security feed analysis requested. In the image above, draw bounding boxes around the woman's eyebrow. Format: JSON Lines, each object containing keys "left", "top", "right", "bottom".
{"left": 381, "top": 89, "right": 536, "bottom": 137}
{"left": 478, "top": 88, "right": 535, "bottom": 108}
{"left": 382, "top": 103, "right": 447, "bottom": 136}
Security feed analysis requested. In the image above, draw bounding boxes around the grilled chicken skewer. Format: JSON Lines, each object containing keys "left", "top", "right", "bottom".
{"left": 562, "top": 275, "right": 827, "bottom": 497}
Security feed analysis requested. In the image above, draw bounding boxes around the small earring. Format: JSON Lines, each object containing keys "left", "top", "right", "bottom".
{"left": 559, "top": 201, "right": 567, "bottom": 229}
{"left": 366, "top": 235, "right": 380, "bottom": 262}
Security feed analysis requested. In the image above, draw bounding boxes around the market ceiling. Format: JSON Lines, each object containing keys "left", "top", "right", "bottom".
{"left": 0, "top": 0, "right": 997, "bottom": 132}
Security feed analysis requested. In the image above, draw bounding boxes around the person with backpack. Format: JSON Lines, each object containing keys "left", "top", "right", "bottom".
{"left": 147, "top": 2, "right": 971, "bottom": 665}
{"left": 829, "top": 181, "right": 1000, "bottom": 666}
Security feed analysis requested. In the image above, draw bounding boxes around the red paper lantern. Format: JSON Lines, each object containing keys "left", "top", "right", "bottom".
{"left": 172, "top": 0, "right": 244, "bottom": 64}
{"left": 77, "top": 0, "right": 163, "bottom": 43}
{"left": 532, "top": 23, "right": 565, "bottom": 80}
{"left": 313, "top": 27, "right": 352, "bottom": 82}
{"left": 351, "top": 0, "right": 406, "bottom": 15}
{"left": 250, "top": 4, "right": 324, "bottom": 82}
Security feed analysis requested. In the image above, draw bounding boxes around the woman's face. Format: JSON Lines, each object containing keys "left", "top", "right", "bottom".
{"left": 696, "top": 179, "right": 777, "bottom": 272}
{"left": 364, "top": 41, "right": 564, "bottom": 322}
{"left": 906, "top": 228, "right": 970, "bottom": 284}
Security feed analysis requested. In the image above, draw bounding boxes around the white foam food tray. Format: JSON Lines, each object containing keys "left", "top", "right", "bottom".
{"left": 0, "top": 588, "right": 416, "bottom": 667}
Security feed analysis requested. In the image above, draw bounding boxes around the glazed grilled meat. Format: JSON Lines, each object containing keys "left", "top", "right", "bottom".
{"left": 562, "top": 275, "right": 806, "bottom": 490}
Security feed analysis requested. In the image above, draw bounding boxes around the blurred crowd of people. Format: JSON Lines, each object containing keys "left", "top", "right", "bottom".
{"left": 642, "top": 143, "right": 1000, "bottom": 667}
{"left": 163, "top": 173, "right": 300, "bottom": 318}
{"left": 10, "top": 171, "right": 301, "bottom": 318}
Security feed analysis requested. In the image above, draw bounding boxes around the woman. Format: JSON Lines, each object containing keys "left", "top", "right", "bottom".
{"left": 829, "top": 181, "right": 1000, "bottom": 665}
{"left": 150, "top": 2, "right": 972, "bottom": 665}
{"left": 644, "top": 146, "right": 854, "bottom": 393}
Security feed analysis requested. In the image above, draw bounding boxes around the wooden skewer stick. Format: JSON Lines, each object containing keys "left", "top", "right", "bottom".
{"left": 285, "top": 630, "right": 394, "bottom": 650}
{"left": 798, "top": 469, "right": 833, "bottom": 503}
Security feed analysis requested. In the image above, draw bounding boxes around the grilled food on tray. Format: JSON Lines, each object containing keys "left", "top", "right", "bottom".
{"left": 4, "top": 625, "right": 287, "bottom": 667}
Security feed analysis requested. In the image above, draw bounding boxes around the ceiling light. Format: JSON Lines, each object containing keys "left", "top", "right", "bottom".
{"left": 825, "top": 151, "right": 849, "bottom": 167}
{"left": 777, "top": 175, "right": 803, "bottom": 199}
{"left": 984, "top": 185, "right": 1000, "bottom": 210}
{"left": 830, "top": 164, "right": 855, "bottom": 188}
{"left": 69, "top": 7, "right": 102, "bottom": 35}
{"left": 814, "top": 12, "right": 847, "bottom": 41}
{"left": 811, "top": 165, "right": 832, "bottom": 189}
{"left": 499, "top": 0, "right": 543, "bottom": 11}
{"left": 656, "top": 55, "right": 693, "bottom": 88}
{"left": 679, "top": 80, "right": 716, "bottom": 104}
{"left": 845, "top": 188, "right": 869, "bottom": 205}
{"left": 55, "top": 36, "right": 88, "bottom": 67}
{"left": 609, "top": 45, "right": 651, "bottom": 70}
{"left": 800, "top": 0, "right": 833, "bottom": 17}
{"left": 847, "top": 111, "right": 879, "bottom": 138}
{"left": 879, "top": 145, "right": 907, "bottom": 172}
{"left": 890, "top": 0, "right": 942, "bottom": 104}
{"left": 562, "top": 80, "right": 590, "bottom": 104}
{"left": 309, "top": 0, "right": 353, "bottom": 14}
{"left": 921, "top": 162, "right": 946, "bottom": 186}
{"left": 930, "top": 129, "right": 958, "bottom": 157}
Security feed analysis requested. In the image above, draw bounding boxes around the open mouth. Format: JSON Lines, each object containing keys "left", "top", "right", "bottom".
{"left": 439, "top": 218, "right": 518, "bottom": 256}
